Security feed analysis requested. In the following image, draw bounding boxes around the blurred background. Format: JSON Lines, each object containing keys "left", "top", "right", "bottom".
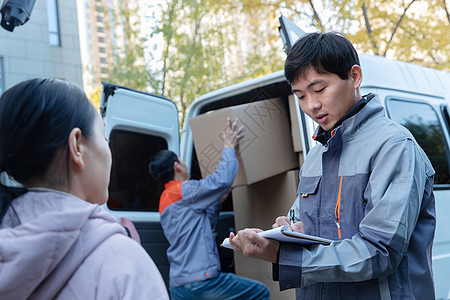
{"left": 0, "top": 0, "right": 448, "bottom": 124}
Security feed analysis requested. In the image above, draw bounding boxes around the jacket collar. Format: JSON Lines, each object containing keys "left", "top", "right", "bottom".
{"left": 313, "top": 93, "right": 377, "bottom": 145}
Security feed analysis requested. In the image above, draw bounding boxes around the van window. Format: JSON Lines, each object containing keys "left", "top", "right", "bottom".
{"left": 387, "top": 99, "right": 450, "bottom": 184}
{"left": 107, "top": 129, "right": 167, "bottom": 211}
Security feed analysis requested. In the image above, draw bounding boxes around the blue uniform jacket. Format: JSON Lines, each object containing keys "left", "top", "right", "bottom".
{"left": 159, "top": 147, "right": 238, "bottom": 288}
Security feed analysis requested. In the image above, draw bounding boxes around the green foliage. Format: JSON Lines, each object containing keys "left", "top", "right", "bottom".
{"left": 110, "top": 0, "right": 449, "bottom": 125}
{"left": 146, "top": 0, "right": 287, "bottom": 125}
{"left": 346, "top": 0, "right": 449, "bottom": 70}
{"left": 108, "top": 0, "right": 150, "bottom": 91}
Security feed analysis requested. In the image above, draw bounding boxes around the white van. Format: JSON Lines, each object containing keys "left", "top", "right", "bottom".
{"left": 100, "top": 18, "right": 450, "bottom": 299}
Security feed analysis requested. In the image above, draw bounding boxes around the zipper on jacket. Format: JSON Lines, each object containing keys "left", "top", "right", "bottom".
{"left": 335, "top": 176, "right": 343, "bottom": 239}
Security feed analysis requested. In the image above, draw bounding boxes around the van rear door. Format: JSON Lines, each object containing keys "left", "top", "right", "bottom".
{"left": 99, "top": 82, "right": 179, "bottom": 288}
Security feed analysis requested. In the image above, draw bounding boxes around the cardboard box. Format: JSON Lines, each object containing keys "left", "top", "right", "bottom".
{"left": 234, "top": 252, "right": 296, "bottom": 300}
{"left": 299, "top": 151, "right": 305, "bottom": 168}
{"left": 288, "top": 94, "right": 303, "bottom": 152}
{"left": 231, "top": 170, "right": 299, "bottom": 300}
{"left": 190, "top": 98, "right": 298, "bottom": 187}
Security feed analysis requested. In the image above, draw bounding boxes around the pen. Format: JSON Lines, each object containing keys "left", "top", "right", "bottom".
{"left": 289, "top": 209, "right": 295, "bottom": 226}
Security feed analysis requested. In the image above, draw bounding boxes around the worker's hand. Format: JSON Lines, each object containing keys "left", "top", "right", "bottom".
{"left": 229, "top": 229, "right": 279, "bottom": 263}
{"left": 272, "top": 216, "right": 305, "bottom": 233}
{"left": 223, "top": 117, "right": 244, "bottom": 149}
{"left": 272, "top": 216, "right": 290, "bottom": 228}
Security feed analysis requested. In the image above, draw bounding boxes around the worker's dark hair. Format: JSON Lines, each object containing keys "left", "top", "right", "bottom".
{"left": 284, "top": 31, "right": 360, "bottom": 84}
{"left": 148, "top": 150, "right": 179, "bottom": 184}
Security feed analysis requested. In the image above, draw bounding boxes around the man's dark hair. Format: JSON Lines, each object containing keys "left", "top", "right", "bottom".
{"left": 148, "top": 150, "right": 179, "bottom": 184}
{"left": 284, "top": 32, "right": 360, "bottom": 84}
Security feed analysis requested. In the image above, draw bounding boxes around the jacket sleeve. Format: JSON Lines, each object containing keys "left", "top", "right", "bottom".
{"left": 278, "top": 138, "right": 435, "bottom": 289}
{"left": 179, "top": 147, "right": 238, "bottom": 212}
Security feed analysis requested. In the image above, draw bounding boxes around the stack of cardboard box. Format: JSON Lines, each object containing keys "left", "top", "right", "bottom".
{"left": 190, "top": 96, "right": 304, "bottom": 300}
{"left": 232, "top": 170, "right": 299, "bottom": 299}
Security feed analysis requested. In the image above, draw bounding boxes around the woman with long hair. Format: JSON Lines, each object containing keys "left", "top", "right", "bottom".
{"left": 0, "top": 78, "right": 169, "bottom": 299}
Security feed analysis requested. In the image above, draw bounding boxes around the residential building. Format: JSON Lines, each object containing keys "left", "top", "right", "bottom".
{"left": 76, "top": 0, "right": 142, "bottom": 93}
{"left": 0, "top": 0, "right": 82, "bottom": 93}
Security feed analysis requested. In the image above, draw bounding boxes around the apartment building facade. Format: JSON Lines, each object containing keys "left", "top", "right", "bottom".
{"left": 0, "top": 0, "right": 82, "bottom": 93}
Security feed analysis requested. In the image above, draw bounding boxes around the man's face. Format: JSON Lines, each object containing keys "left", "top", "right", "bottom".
{"left": 291, "top": 67, "right": 361, "bottom": 131}
{"left": 176, "top": 156, "right": 189, "bottom": 180}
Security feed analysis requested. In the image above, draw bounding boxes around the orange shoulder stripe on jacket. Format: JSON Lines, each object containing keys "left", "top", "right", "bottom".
{"left": 159, "top": 180, "right": 184, "bottom": 214}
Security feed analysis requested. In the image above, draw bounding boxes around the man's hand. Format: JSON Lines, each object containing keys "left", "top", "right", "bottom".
{"left": 229, "top": 229, "right": 279, "bottom": 263}
{"left": 273, "top": 216, "right": 305, "bottom": 233}
{"left": 223, "top": 117, "right": 244, "bottom": 149}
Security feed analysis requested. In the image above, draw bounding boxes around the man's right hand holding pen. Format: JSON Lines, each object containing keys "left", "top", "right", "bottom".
{"left": 272, "top": 209, "right": 305, "bottom": 233}
{"left": 229, "top": 211, "right": 305, "bottom": 263}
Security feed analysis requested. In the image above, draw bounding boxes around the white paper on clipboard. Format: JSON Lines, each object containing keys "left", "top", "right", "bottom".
{"left": 221, "top": 225, "right": 332, "bottom": 249}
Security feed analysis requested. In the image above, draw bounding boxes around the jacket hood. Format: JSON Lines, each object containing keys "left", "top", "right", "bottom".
{"left": 0, "top": 190, "right": 126, "bottom": 299}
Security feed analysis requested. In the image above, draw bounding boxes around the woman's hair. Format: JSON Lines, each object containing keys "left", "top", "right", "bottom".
{"left": 148, "top": 150, "right": 179, "bottom": 184}
{"left": 0, "top": 78, "right": 96, "bottom": 221}
{"left": 284, "top": 31, "right": 360, "bottom": 84}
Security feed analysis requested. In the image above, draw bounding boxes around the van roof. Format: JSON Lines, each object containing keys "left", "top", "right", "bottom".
{"left": 359, "top": 54, "right": 449, "bottom": 99}
{"left": 193, "top": 54, "right": 449, "bottom": 105}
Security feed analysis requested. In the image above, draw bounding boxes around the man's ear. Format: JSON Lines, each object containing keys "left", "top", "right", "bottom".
{"left": 68, "top": 127, "right": 85, "bottom": 170}
{"left": 350, "top": 65, "right": 363, "bottom": 89}
{"left": 173, "top": 161, "right": 181, "bottom": 174}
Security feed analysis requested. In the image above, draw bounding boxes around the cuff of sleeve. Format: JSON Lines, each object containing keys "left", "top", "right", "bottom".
{"left": 278, "top": 243, "right": 303, "bottom": 291}
{"left": 222, "top": 147, "right": 236, "bottom": 156}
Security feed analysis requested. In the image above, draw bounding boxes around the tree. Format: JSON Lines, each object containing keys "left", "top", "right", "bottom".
{"left": 107, "top": 0, "right": 150, "bottom": 91}
{"left": 87, "top": 85, "right": 102, "bottom": 110}
{"left": 332, "top": 0, "right": 449, "bottom": 70}
{"left": 108, "top": 0, "right": 448, "bottom": 124}
{"left": 147, "top": 0, "right": 289, "bottom": 125}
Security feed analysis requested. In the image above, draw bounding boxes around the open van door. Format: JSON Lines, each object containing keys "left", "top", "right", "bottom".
{"left": 278, "top": 16, "right": 317, "bottom": 154}
{"left": 278, "top": 15, "right": 306, "bottom": 54}
{"left": 99, "top": 82, "right": 179, "bottom": 287}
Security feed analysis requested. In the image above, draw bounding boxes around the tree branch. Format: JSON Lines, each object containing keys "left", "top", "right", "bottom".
{"left": 362, "top": 2, "right": 379, "bottom": 55}
{"left": 383, "top": 0, "right": 417, "bottom": 56}
{"left": 443, "top": 0, "right": 450, "bottom": 24}
{"left": 308, "top": 0, "right": 324, "bottom": 31}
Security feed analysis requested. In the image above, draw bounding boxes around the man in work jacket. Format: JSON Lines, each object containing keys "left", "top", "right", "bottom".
{"left": 229, "top": 32, "right": 436, "bottom": 299}
{"left": 149, "top": 118, "right": 270, "bottom": 300}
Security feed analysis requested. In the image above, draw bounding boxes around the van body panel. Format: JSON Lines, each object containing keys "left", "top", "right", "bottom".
{"left": 433, "top": 189, "right": 450, "bottom": 298}
{"left": 359, "top": 54, "right": 449, "bottom": 99}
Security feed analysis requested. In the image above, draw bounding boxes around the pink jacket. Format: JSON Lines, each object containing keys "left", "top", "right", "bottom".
{"left": 0, "top": 189, "right": 169, "bottom": 299}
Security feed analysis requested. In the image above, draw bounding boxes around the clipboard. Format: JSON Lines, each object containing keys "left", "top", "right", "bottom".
{"left": 221, "top": 225, "right": 332, "bottom": 249}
